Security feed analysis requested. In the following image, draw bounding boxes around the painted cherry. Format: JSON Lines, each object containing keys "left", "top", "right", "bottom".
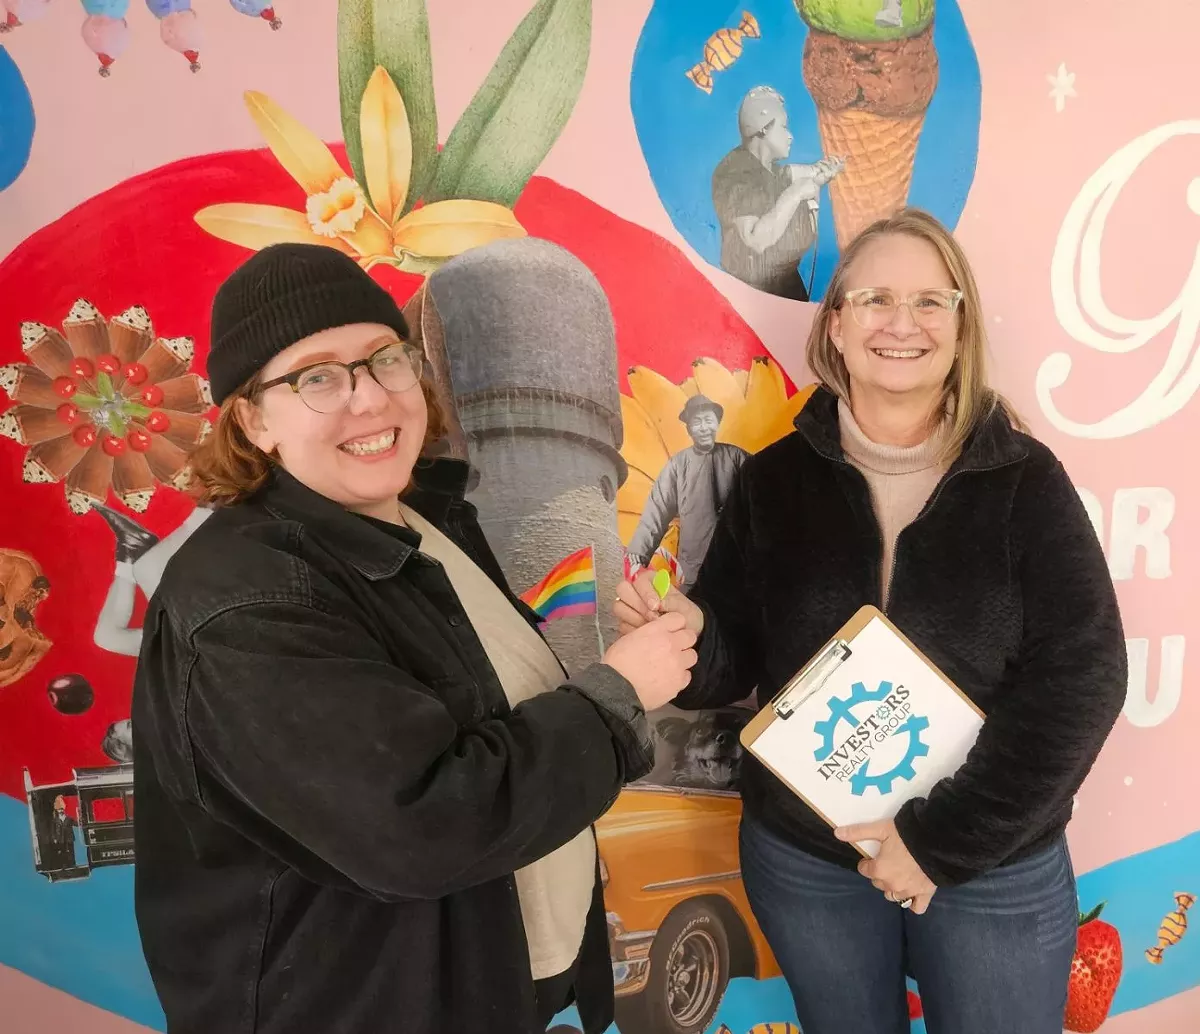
{"left": 55, "top": 402, "right": 80, "bottom": 426}
{"left": 145, "top": 411, "right": 171, "bottom": 433}
{"left": 140, "top": 384, "right": 165, "bottom": 407}
{"left": 96, "top": 354, "right": 122, "bottom": 375}
{"left": 70, "top": 357, "right": 95, "bottom": 379}
{"left": 122, "top": 362, "right": 149, "bottom": 385}
{"left": 52, "top": 376, "right": 78, "bottom": 399}
{"left": 71, "top": 424, "right": 97, "bottom": 448}
{"left": 100, "top": 433, "right": 127, "bottom": 457}
{"left": 126, "top": 428, "right": 152, "bottom": 453}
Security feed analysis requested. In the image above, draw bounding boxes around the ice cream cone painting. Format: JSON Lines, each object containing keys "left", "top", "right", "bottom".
{"left": 797, "top": 0, "right": 938, "bottom": 248}
{"left": 631, "top": 0, "right": 978, "bottom": 300}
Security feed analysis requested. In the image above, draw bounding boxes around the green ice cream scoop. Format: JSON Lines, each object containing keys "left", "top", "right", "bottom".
{"left": 795, "top": 0, "right": 934, "bottom": 41}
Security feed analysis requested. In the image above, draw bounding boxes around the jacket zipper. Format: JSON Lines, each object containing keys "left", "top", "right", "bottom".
{"left": 827, "top": 456, "right": 1025, "bottom": 615}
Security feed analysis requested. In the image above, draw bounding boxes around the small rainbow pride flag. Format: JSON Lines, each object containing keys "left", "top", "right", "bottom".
{"left": 520, "top": 546, "right": 598, "bottom": 624}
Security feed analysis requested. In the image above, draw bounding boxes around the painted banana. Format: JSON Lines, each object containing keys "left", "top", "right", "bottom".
{"left": 720, "top": 356, "right": 787, "bottom": 452}
{"left": 760, "top": 382, "right": 818, "bottom": 446}
{"left": 616, "top": 465, "right": 654, "bottom": 514}
{"left": 619, "top": 394, "right": 669, "bottom": 481}
{"left": 627, "top": 366, "right": 693, "bottom": 455}
{"left": 691, "top": 357, "right": 744, "bottom": 419}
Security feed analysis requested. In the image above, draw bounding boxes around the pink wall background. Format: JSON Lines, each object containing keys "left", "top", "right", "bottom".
{"left": 2, "top": 0, "right": 1197, "bottom": 1030}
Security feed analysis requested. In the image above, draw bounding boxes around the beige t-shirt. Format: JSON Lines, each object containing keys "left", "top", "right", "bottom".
{"left": 399, "top": 504, "right": 596, "bottom": 981}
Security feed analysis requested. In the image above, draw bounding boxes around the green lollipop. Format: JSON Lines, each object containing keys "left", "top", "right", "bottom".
{"left": 652, "top": 569, "right": 672, "bottom": 600}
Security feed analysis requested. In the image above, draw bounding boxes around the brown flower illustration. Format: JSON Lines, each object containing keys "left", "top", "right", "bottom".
{"left": 0, "top": 300, "right": 213, "bottom": 515}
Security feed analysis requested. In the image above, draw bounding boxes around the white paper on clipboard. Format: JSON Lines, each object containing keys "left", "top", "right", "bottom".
{"left": 740, "top": 606, "right": 985, "bottom": 858}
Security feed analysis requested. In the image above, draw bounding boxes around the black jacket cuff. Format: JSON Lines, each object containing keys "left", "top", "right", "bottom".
{"left": 568, "top": 664, "right": 654, "bottom": 783}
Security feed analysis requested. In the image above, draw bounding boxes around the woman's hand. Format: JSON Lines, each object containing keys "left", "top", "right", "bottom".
{"left": 835, "top": 820, "right": 938, "bottom": 915}
{"left": 602, "top": 611, "right": 698, "bottom": 713}
{"left": 613, "top": 569, "right": 704, "bottom": 637}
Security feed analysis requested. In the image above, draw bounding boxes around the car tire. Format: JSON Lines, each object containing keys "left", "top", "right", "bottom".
{"left": 614, "top": 899, "right": 730, "bottom": 1034}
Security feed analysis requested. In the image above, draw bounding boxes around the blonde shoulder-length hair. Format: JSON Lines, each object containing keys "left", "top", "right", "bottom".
{"left": 805, "top": 207, "right": 1024, "bottom": 463}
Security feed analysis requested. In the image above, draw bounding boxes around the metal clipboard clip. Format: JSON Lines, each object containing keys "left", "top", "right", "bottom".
{"left": 770, "top": 638, "right": 853, "bottom": 720}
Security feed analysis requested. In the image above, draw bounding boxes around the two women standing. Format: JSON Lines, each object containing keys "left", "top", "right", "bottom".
{"left": 133, "top": 208, "right": 1125, "bottom": 1034}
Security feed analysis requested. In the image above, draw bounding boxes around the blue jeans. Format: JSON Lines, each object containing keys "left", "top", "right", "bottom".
{"left": 739, "top": 815, "right": 1078, "bottom": 1034}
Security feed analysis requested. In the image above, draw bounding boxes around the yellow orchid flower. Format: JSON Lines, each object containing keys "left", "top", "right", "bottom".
{"left": 194, "top": 67, "right": 527, "bottom": 272}
{"left": 618, "top": 357, "right": 817, "bottom": 580}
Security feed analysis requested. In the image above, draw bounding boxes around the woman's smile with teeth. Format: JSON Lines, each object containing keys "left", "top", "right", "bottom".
{"left": 340, "top": 429, "right": 397, "bottom": 456}
{"left": 872, "top": 347, "right": 927, "bottom": 359}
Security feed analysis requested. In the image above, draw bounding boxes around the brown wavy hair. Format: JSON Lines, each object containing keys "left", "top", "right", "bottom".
{"left": 189, "top": 368, "right": 449, "bottom": 508}
{"left": 806, "top": 207, "right": 1024, "bottom": 462}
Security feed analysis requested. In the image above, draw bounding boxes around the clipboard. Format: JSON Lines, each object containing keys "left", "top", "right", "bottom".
{"left": 740, "top": 605, "right": 985, "bottom": 858}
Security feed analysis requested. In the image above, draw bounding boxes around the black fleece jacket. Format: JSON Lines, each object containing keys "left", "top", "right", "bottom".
{"left": 676, "top": 387, "right": 1127, "bottom": 885}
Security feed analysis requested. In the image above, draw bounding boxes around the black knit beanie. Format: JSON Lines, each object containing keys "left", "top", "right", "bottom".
{"left": 207, "top": 243, "right": 410, "bottom": 405}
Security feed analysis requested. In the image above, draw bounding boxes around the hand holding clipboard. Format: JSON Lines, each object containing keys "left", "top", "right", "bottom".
{"left": 740, "top": 606, "right": 985, "bottom": 862}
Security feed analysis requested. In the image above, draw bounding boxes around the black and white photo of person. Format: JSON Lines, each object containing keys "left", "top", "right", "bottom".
{"left": 626, "top": 394, "right": 748, "bottom": 595}
{"left": 46, "top": 793, "right": 78, "bottom": 870}
{"left": 92, "top": 503, "right": 214, "bottom": 658}
{"left": 711, "top": 85, "right": 845, "bottom": 301}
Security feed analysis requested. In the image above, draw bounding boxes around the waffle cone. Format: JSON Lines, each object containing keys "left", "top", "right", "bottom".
{"left": 817, "top": 107, "right": 926, "bottom": 249}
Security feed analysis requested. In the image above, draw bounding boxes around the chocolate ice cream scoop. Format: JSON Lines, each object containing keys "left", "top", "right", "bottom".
{"left": 803, "top": 23, "right": 938, "bottom": 118}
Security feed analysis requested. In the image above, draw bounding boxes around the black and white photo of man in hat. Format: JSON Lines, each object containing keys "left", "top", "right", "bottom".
{"left": 626, "top": 393, "right": 749, "bottom": 594}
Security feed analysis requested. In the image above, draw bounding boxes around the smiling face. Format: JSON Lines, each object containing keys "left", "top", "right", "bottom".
{"left": 829, "top": 233, "right": 960, "bottom": 407}
{"left": 687, "top": 409, "right": 720, "bottom": 449}
{"left": 236, "top": 322, "right": 428, "bottom": 522}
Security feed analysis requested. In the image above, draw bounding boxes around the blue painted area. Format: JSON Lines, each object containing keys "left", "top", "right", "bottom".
{"left": 3, "top": 784, "right": 1196, "bottom": 1031}
{"left": 0, "top": 45, "right": 35, "bottom": 192}
{"left": 629, "top": 0, "right": 981, "bottom": 300}
{"left": 1079, "top": 830, "right": 1200, "bottom": 1016}
{"left": 0, "top": 795, "right": 165, "bottom": 1030}
{"left": 552, "top": 977, "right": 928, "bottom": 1032}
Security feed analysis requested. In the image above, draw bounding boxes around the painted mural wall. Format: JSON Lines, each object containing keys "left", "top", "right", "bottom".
{"left": 0, "top": 1, "right": 1198, "bottom": 1032}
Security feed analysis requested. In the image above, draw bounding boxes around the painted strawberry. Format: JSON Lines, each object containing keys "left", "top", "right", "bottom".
{"left": 1064, "top": 901, "right": 1123, "bottom": 1033}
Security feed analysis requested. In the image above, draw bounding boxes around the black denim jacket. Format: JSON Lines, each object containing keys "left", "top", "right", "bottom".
{"left": 131, "top": 459, "right": 651, "bottom": 1034}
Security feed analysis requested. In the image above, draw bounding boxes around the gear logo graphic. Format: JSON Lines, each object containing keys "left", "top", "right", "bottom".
{"left": 813, "top": 680, "right": 931, "bottom": 797}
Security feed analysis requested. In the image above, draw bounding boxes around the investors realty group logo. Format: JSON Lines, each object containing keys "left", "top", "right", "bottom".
{"left": 813, "top": 681, "right": 930, "bottom": 796}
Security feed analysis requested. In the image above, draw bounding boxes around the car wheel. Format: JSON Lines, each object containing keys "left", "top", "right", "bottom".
{"left": 614, "top": 900, "right": 730, "bottom": 1034}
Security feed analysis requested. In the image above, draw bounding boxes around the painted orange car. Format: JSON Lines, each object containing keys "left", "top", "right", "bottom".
{"left": 596, "top": 781, "right": 781, "bottom": 1034}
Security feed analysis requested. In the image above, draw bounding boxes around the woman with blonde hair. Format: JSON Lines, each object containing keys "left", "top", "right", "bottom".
{"left": 131, "top": 242, "right": 699, "bottom": 1034}
{"left": 614, "top": 209, "right": 1127, "bottom": 1033}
